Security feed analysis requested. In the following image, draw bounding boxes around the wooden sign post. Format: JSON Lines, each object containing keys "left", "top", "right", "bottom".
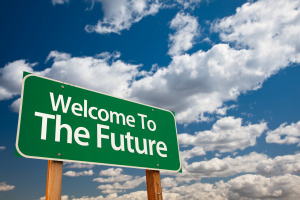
{"left": 146, "top": 170, "right": 163, "bottom": 200}
{"left": 45, "top": 160, "right": 63, "bottom": 200}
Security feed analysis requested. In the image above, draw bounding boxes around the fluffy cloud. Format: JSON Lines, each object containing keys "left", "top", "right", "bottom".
{"left": 178, "top": 117, "right": 267, "bottom": 152}
{"left": 94, "top": 168, "right": 144, "bottom": 194}
{"left": 2, "top": 0, "right": 300, "bottom": 124}
{"left": 0, "top": 60, "right": 34, "bottom": 100}
{"left": 93, "top": 175, "right": 132, "bottom": 183}
{"left": 165, "top": 182, "right": 227, "bottom": 200}
{"left": 64, "top": 170, "right": 94, "bottom": 177}
{"left": 185, "top": 152, "right": 267, "bottom": 177}
{"left": 165, "top": 174, "right": 300, "bottom": 200}
{"left": 161, "top": 177, "right": 178, "bottom": 188}
{"left": 184, "top": 152, "right": 300, "bottom": 178}
{"left": 130, "top": 0, "right": 300, "bottom": 123}
{"left": 168, "top": 12, "right": 199, "bottom": 56}
{"left": 226, "top": 174, "right": 300, "bottom": 200}
{"left": 40, "top": 174, "right": 300, "bottom": 200}
{"left": 97, "top": 176, "right": 145, "bottom": 194}
{"left": 215, "top": 0, "right": 300, "bottom": 65}
{"left": 94, "top": 168, "right": 132, "bottom": 184}
{"left": 0, "top": 146, "right": 6, "bottom": 151}
{"left": 0, "top": 51, "right": 141, "bottom": 112}
{"left": 256, "top": 153, "right": 300, "bottom": 176}
{"left": 266, "top": 121, "right": 300, "bottom": 146}
{"left": 85, "top": 0, "right": 161, "bottom": 34}
{"left": 0, "top": 182, "right": 15, "bottom": 191}
{"left": 99, "top": 168, "right": 123, "bottom": 177}
{"left": 64, "top": 162, "right": 95, "bottom": 169}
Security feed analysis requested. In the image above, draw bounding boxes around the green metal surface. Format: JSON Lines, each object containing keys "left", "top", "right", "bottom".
{"left": 16, "top": 73, "right": 181, "bottom": 172}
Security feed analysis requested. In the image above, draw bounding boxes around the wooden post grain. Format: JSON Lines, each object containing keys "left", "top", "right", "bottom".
{"left": 146, "top": 170, "right": 163, "bottom": 200}
{"left": 45, "top": 160, "right": 63, "bottom": 200}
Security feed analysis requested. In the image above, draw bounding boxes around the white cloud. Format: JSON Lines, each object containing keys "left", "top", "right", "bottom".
{"left": 94, "top": 168, "right": 143, "bottom": 194}
{"left": 39, "top": 173, "right": 300, "bottom": 199}
{"left": 166, "top": 174, "right": 300, "bottom": 200}
{"left": 0, "top": 60, "right": 35, "bottom": 100}
{"left": 214, "top": 0, "right": 300, "bottom": 66}
{"left": 168, "top": 12, "right": 199, "bottom": 56}
{"left": 129, "top": 0, "right": 300, "bottom": 123}
{"left": 68, "top": 191, "right": 181, "bottom": 200}
{"left": 2, "top": 0, "right": 300, "bottom": 124}
{"left": 93, "top": 175, "right": 132, "bottom": 183}
{"left": 97, "top": 176, "right": 145, "bottom": 194}
{"left": 226, "top": 174, "right": 300, "bottom": 200}
{"left": 0, "top": 51, "right": 141, "bottom": 112}
{"left": 0, "top": 182, "right": 15, "bottom": 191}
{"left": 52, "top": 0, "right": 69, "bottom": 6}
{"left": 185, "top": 152, "right": 267, "bottom": 177}
{"left": 256, "top": 153, "right": 300, "bottom": 176}
{"left": 9, "top": 98, "right": 20, "bottom": 113}
{"left": 64, "top": 170, "right": 94, "bottom": 177}
{"left": 266, "top": 121, "right": 300, "bottom": 146}
{"left": 165, "top": 181, "right": 227, "bottom": 200}
{"left": 161, "top": 177, "right": 178, "bottom": 188}
{"left": 64, "top": 162, "right": 95, "bottom": 169}
{"left": 184, "top": 152, "right": 300, "bottom": 178}
{"left": 40, "top": 195, "right": 69, "bottom": 200}
{"left": 85, "top": 0, "right": 161, "bottom": 34}
{"left": 46, "top": 51, "right": 71, "bottom": 62}
{"left": 175, "top": 0, "right": 202, "bottom": 10}
{"left": 178, "top": 117, "right": 267, "bottom": 152}
{"left": 0, "top": 146, "right": 6, "bottom": 151}
{"left": 99, "top": 168, "right": 123, "bottom": 177}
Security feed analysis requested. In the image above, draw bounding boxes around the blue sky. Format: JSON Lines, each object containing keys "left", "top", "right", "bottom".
{"left": 1, "top": 0, "right": 300, "bottom": 199}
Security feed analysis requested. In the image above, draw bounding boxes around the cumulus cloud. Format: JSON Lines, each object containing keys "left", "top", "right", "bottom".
{"left": 266, "top": 121, "right": 300, "bottom": 146}
{"left": 178, "top": 116, "right": 267, "bottom": 152}
{"left": 0, "top": 51, "right": 141, "bottom": 112}
{"left": 45, "top": 51, "right": 71, "bottom": 62}
{"left": 256, "top": 153, "right": 300, "bottom": 176}
{"left": 64, "top": 170, "right": 94, "bottom": 177}
{"left": 184, "top": 152, "right": 300, "bottom": 178}
{"left": 161, "top": 177, "right": 178, "bottom": 188}
{"left": 85, "top": 0, "right": 161, "bottom": 34}
{"left": 214, "top": 0, "right": 300, "bottom": 65}
{"left": 94, "top": 168, "right": 132, "bottom": 184}
{"left": 97, "top": 176, "right": 145, "bottom": 194}
{"left": 0, "top": 146, "right": 6, "bottom": 151}
{"left": 94, "top": 168, "right": 144, "bottom": 194}
{"left": 99, "top": 168, "right": 123, "bottom": 177}
{"left": 0, "top": 60, "right": 35, "bottom": 100}
{"left": 93, "top": 175, "right": 132, "bottom": 183}
{"left": 226, "top": 174, "right": 300, "bottom": 200}
{"left": 2, "top": 0, "right": 300, "bottom": 124}
{"left": 165, "top": 174, "right": 300, "bottom": 200}
{"left": 64, "top": 162, "right": 95, "bottom": 169}
{"left": 41, "top": 174, "right": 300, "bottom": 200}
{"left": 168, "top": 12, "right": 199, "bottom": 56}
{"left": 129, "top": 0, "right": 300, "bottom": 123}
{"left": 185, "top": 152, "right": 267, "bottom": 177}
{"left": 0, "top": 182, "right": 15, "bottom": 191}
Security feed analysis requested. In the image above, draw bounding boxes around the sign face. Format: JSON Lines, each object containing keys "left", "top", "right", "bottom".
{"left": 16, "top": 74, "right": 181, "bottom": 172}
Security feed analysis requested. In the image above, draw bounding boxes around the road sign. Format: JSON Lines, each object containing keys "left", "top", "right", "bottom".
{"left": 16, "top": 73, "right": 181, "bottom": 172}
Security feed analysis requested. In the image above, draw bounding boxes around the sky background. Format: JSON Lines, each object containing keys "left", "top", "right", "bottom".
{"left": 1, "top": 0, "right": 300, "bottom": 199}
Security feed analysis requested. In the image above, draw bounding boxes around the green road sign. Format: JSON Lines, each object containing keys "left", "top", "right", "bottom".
{"left": 16, "top": 73, "right": 181, "bottom": 172}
